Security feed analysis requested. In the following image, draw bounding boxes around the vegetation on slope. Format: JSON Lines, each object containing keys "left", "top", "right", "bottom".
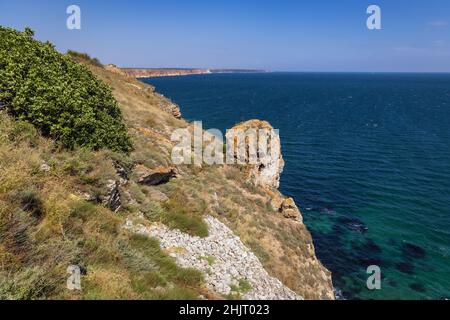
{"left": 0, "top": 27, "right": 207, "bottom": 300}
{"left": 0, "top": 110, "right": 206, "bottom": 300}
{"left": 0, "top": 27, "right": 333, "bottom": 300}
{"left": 0, "top": 27, "right": 131, "bottom": 152}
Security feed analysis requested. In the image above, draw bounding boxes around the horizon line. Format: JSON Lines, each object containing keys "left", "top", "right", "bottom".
{"left": 121, "top": 68, "right": 450, "bottom": 74}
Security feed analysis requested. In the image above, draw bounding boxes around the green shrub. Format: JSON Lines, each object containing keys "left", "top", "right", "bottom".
{"left": 8, "top": 120, "right": 39, "bottom": 146}
{"left": 67, "top": 50, "right": 103, "bottom": 67}
{"left": 0, "top": 27, "right": 132, "bottom": 152}
{"left": 128, "top": 235, "right": 204, "bottom": 287}
{"left": 162, "top": 199, "right": 209, "bottom": 238}
{"left": 0, "top": 267, "right": 62, "bottom": 300}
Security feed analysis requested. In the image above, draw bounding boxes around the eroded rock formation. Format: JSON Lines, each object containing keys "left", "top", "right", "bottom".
{"left": 227, "top": 120, "right": 284, "bottom": 189}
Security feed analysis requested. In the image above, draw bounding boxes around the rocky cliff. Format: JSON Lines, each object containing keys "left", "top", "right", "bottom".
{"left": 121, "top": 68, "right": 211, "bottom": 78}
{"left": 118, "top": 67, "right": 265, "bottom": 78}
{"left": 95, "top": 65, "right": 335, "bottom": 299}
{"left": 0, "top": 55, "right": 334, "bottom": 299}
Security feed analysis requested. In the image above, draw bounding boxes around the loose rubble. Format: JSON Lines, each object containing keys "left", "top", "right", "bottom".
{"left": 124, "top": 215, "right": 303, "bottom": 300}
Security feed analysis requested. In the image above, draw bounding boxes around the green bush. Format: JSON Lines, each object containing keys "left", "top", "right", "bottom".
{"left": 0, "top": 27, "right": 132, "bottom": 152}
{"left": 162, "top": 198, "right": 209, "bottom": 238}
{"left": 67, "top": 50, "right": 103, "bottom": 67}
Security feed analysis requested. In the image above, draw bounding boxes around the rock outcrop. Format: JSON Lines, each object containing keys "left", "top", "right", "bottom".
{"left": 226, "top": 119, "right": 304, "bottom": 223}
{"left": 95, "top": 61, "right": 333, "bottom": 300}
{"left": 227, "top": 120, "right": 284, "bottom": 189}
{"left": 279, "top": 197, "right": 302, "bottom": 222}
{"left": 104, "top": 64, "right": 129, "bottom": 77}
{"left": 156, "top": 95, "right": 182, "bottom": 118}
{"left": 103, "top": 179, "right": 121, "bottom": 212}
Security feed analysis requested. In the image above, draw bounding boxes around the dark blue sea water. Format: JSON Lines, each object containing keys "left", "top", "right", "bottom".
{"left": 142, "top": 73, "right": 450, "bottom": 300}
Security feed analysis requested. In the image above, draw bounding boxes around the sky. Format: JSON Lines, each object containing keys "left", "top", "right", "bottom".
{"left": 1, "top": 0, "right": 449, "bottom": 72}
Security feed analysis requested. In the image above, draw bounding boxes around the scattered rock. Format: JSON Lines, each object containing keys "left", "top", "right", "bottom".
{"left": 279, "top": 197, "right": 303, "bottom": 222}
{"left": 113, "top": 162, "right": 130, "bottom": 180}
{"left": 151, "top": 93, "right": 182, "bottom": 118}
{"left": 270, "top": 194, "right": 303, "bottom": 223}
{"left": 80, "top": 192, "right": 96, "bottom": 202}
{"left": 161, "top": 101, "right": 182, "bottom": 119}
{"left": 40, "top": 162, "right": 51, "bottom": 172}
{"left": 334, "top": 288, "right": 346, "bottom": 300}
{"left": 136, "top": 165, "right": 178, "bottom": 186}
{"left": 123, "top": 216, "right": 303, "bottom": 300}
{"left": 103, "top": 179, "right": 121, "bottom": 212}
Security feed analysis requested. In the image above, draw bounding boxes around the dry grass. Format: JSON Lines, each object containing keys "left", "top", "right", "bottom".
{"left": 0, "top": 59, "right": 334, "bottom": 300}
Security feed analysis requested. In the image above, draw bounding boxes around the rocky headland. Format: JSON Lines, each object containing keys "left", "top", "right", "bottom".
{"left": 113, "top": 66, "right": 265, "bottom": 78}
{"left": 0, "top": 31, "right": 334, "bottom": 299}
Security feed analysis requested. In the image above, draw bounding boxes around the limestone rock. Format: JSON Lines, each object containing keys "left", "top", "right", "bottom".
{"left": 135, "top": 165, "right": 178, "bottom": 186}
{"left": 157, "top": 97, "right": 182, "bottom": 118}
{"left": 103, "top": 179, "right": 121, "bottom": 212}
{"left": 104, "top": 64, "right": 128, "bottom": 77}
{"left": 227, "top": 120, "right": 284, "bottom": 189}
{"left": 123, "top": 216, "right": 303, "bottom": 300}
{"left": 40, "top": 162, "right": 51, "bottom": 172}
{"left": 80, "top": 192, "right": 96, "bottom": 202}
{"left": 279, "top": 197, "right": 303, "bottom": 223}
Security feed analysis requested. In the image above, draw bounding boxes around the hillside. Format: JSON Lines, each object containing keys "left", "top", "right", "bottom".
{"left": 0, "top": 27, "right": 334, "bottom": 300}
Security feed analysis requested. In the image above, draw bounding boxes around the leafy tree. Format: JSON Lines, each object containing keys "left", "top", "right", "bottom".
{"left": 0, "top": 27, "right": 132, "bottom": 152}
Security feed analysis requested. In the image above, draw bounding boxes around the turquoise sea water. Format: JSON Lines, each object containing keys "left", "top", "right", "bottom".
{"left": 142, "top": 73, "right": 450, "bottom": 300}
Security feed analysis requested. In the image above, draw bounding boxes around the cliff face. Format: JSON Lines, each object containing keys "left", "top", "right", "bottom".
{"left": 92, "top": 65, "right": 335, "bottom": 299}
{"left": 0, "top": 56, "right": 334, "bottom": 299}
{"left": 118, "top": 68, "right": 265, "bottom": 78}
{"left": 121, "top": 68, "right": 211, "bottom": 78}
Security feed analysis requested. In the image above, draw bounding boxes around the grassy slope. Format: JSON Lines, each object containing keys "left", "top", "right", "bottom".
{"left": 0, "top": 57, "right": 334, "bottom": 300}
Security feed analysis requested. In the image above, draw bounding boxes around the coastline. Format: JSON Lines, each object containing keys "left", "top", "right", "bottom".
{"left": 120, "top": 67, "right": 266, "bottom": 78}
{"left": 131, "top": 72, "right": 335, "bottom": 299}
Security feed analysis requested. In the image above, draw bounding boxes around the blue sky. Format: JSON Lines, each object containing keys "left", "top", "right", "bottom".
{"left": 1, "top": 0, "right": 449, "bottom": 71}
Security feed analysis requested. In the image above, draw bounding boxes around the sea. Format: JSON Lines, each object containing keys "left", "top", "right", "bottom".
{"left": 141, "top": 72, "right": 450, "bottom": 300}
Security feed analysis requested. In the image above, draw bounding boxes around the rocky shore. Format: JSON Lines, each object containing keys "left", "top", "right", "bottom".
{"left": 95, "top": 63, "right": 335, "bottom": 300}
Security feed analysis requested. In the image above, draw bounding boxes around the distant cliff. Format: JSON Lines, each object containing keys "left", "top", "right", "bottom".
{"left": 120, "top": 67, "right": 265, "bottom": 78}
{"left": 121, "top": 68, "right": 211, "bottom": 78}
